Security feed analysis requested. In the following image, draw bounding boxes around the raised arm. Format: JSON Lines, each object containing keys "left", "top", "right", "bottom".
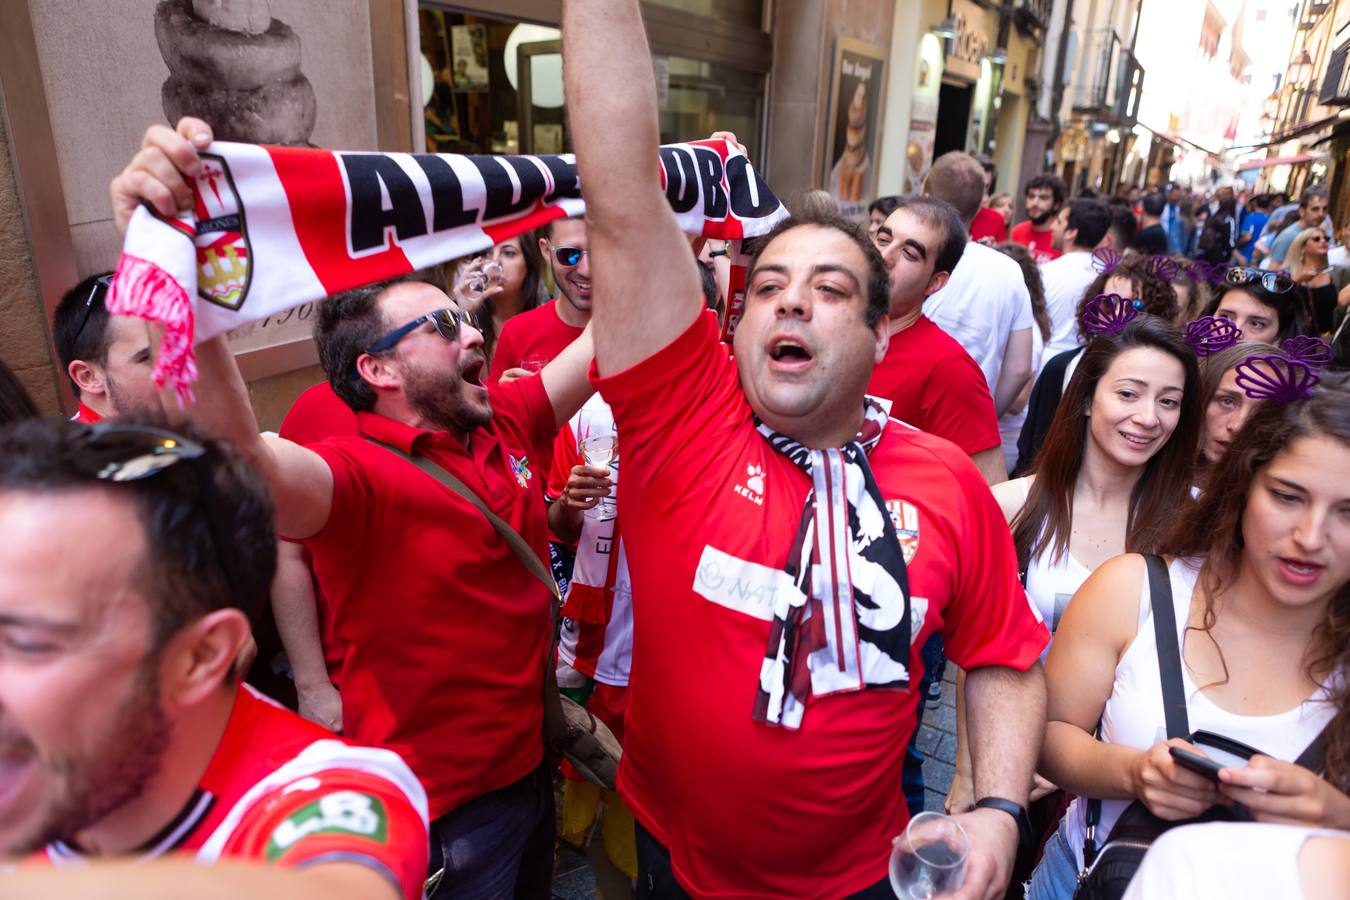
{"left": 111, "top": 119, "right": 333, "bottom": 540}
{"left": 562, "top": 0, "right": 702, "bottom": 377}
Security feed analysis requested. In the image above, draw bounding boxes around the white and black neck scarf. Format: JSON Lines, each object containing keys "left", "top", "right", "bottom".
{"left": 752, "top": 398, "right": 912, "bottom": 730}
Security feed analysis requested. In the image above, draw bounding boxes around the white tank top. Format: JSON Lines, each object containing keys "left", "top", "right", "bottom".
{"left": 1017, "top": 479, "right": 1093, "bottom": 659}
{"left": 1063, "top": 557, "right": 1337, "bottom": 870}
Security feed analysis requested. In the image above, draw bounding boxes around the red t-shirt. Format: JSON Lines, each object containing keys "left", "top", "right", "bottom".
{"left": 300, "top": 376, "right": 557, "bottom": 818}
{"left": 280, "top": 382, "right": 358, "bottom": 445}
{"left": 1011, "top": 220, "right": 1061, "bottom": 265}
{"left": 593, "top": 311, "right": 1048, "bottom": 898}
{"left": 489, "top": 299, "right": 586, "bottom": 383}
{"left": 36, "top": 687, "right": 429, "bottom": 900}
{"left": 868, "top": 316, "right": 1001, "bottom": 456}
{"left": 72, "top": 402, "right": 102, "bottom": 423}
{"left": 970, "top": 205, "right": 1008, "bottom": 244}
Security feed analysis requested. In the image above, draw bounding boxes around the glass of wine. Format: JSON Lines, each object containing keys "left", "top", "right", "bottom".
{"left": 889, "top": 812, "right": 968, "bottom": 900}
{"left": 519, "top": 353, "right": 548, "bottom": 374}
{"left": 577, "top": 411, "right": 618, "bottom": 521}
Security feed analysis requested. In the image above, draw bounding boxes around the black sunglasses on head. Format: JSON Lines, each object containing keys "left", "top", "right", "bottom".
{"left": 1224, "top": 267, "right": 1293, "bottom": 294}
{"left": 352, "top": 307, "right": 477, "bottom": 381}
{"left": 72, "top": 275, "right": 113, "bottom": 345}
{"left": 77, "top": 423, "right": 239, "bottom": 603}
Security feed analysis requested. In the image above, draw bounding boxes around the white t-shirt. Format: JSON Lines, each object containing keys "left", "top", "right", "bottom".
{"left": 923, "top": 240, "right": 1035, "bottom": 394}
{"left": 1123, "top": 823, "right": 1350, "bottom": 900}
{"left": 1039, "top": 251, "right": 1100, "bottom": 365}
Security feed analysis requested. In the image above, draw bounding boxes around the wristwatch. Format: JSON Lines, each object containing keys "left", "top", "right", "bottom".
{"left": 974, "top": 797, "right": 1034, "bottom": 848}
{"left": 708, "top": 245, "right": 729, "bottom": 258}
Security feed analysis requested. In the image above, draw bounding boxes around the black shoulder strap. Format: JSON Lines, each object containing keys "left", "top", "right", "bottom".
{"left": 1295, "top": 726, "right": 1329, "bottom": 772}
{"left": 1145, "top": 554, "right": 1191, "bottom": 740}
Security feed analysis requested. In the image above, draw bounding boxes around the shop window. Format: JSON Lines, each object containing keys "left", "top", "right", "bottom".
{"left": 419, "top": 6, "right": 762, "bottom": 159}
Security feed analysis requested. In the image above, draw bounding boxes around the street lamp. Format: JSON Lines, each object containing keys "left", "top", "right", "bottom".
{"left": 931, "top": 16, "right": 959, "bottom": 39}
{"left": 1290, "top": 49, "right": 1313, "bottom": 86}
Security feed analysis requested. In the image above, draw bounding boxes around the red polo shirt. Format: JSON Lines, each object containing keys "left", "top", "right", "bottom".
{"left": 593, "top": 311, "right": 1048, "bottom": 898}
{"left": 1011, "top": 220, "right": 1062, "bottom": 265}
{"left": 298, "top": 375, "right": 556, "bottom": 818}
{"left": 868, "top": 315, "right": 1001, "bottom": 456}
{"left": 489, "top": 299, "right": 586, "bottom": 383}
{"left": 73, "top": 402, "right": 103, "bottom": 423}
{"left": 279, "top": 382, "right": 358, "bottom": 445}
{"left": 970, "top": 205, "right": 1007, "bottom": 244}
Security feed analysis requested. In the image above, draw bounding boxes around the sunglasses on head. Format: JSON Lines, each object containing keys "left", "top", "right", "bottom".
{"left": 353, "top": 307, "right": 477, "bottom": 380}
{"left": 1224, "top": 267, "right": 1293, "bottom": 294}
{"left": 77, "top": 423, "right": 239, "bottom": 602}
{"left": 549, "top": 244, "right": 588, "bottom": 267}
{"left": 72, "top": 275, "right": 114, "bottom": 345}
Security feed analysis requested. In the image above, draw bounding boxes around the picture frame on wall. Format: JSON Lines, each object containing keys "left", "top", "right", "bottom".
{"left": 823, "top": 36, "right": 887, "bottom": 220}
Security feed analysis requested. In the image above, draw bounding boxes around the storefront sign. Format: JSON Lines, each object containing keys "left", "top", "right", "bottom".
{"left": 945, "top": 0, "right": 990, "bottom": 83}
{"left": 824, "top": 37, "right": 887, "bottom": 218}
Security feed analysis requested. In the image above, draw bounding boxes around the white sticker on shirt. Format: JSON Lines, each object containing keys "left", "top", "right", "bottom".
{"left": 692, "top": 545, "right": 793, "bottom": 621}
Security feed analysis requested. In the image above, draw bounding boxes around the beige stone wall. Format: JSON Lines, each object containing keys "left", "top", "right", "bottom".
{"left": 0, "top": 110, "right": 62, "bottom": 416}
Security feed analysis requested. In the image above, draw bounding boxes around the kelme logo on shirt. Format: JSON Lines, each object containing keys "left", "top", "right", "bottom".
{"left": 265, "top": 791, "right": 388, "bottom": 860}
{"left": 509, "top": 454, "right": 532, "bottom": 489}
{"left": 733, "top": 463, "right": 765, "bottom": 506}
{"left": 886, "top": 500, "right": 920, "bottom": 564}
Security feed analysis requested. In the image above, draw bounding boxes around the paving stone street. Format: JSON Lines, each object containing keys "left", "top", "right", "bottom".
{"left": 551, "top": 667, "right": 960, "bottom": 898}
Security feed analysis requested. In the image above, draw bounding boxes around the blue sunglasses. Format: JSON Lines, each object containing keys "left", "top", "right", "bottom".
{"left": 351, "top": 307, "right": 477, "bottom": 380}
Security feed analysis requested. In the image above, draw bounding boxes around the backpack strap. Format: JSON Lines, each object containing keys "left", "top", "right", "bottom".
{"left": 1144, "top": 554, "right": 1191, "bottom": 740}
{"left": 1083, "top": 554, "right": 1186, "bottom": 871}
{"left": 1294, "top": 726, "right": 1329, "bottom": 773}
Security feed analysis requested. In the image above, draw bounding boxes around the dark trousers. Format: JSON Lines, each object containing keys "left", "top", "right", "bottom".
{"left": 426, "top": 761, "right": 556, "bottom": 900}
{"left": 635, "top": 821, "right": 896, "bottom": 899}
{"left": 901, "top": 632, "right": 948, "bottom": 816}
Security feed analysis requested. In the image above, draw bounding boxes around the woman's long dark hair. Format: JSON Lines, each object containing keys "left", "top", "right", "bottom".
{"left": 997, "top": 242, "right": 1051, "bottom": 341}
{"left": 1014, "top": 317, "right": 1202, "bottom": 569}
{"left": 479, "top": 233, "right": 547, "bottom": 363}
{"left": 0, "top": 358, "right": 39, "bottom": 425}
{"left": 1163, "top": 373, "right": 1350, "bottom": 791}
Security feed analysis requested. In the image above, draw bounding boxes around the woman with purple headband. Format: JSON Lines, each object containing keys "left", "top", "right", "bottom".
{"left": 1029, "top": 367, "right": 1350, "bottom": 898}
{"left": 948, "top": 311, "right": 1203, "bottom": 839}
{"left": 1202, "top": 267, "right": 1314, "bottom": 345}
{"left": 1195, "top": 340, "right": 1277, "bottom": 489}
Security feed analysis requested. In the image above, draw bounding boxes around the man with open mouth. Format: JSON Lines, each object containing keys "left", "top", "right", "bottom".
{"left": 565, "top": 1, "right": 1051, "bottom": 897}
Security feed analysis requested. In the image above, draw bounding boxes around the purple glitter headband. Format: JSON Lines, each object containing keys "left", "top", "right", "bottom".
{"left": 1184, "top": 316, "right": 1241, "bottom": 357}
{"left": 1280, "top": 336, "right": 1332, "bottom": 369}
{"left": 1089, "top": 249, "right": 1180, "bottom": 283}
{"left": 1234, "top": 354, "right": 1321, "bottom": 404}
{"left": 1081, "top": 293, "right": 1142, "bottom": 336}
{"left": 1090, "top": 247, "right": 1123, "bottom": 274}
{"left": 1186, "top": 260, "right": 1230, "bottom": 286}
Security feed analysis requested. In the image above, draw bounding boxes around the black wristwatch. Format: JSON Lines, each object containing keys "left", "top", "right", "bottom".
{"left": 974, "top": 797, "right": 1034, "bottom": 848}
{"left": 708, "top": 247, "right": 729, "bottom": 258}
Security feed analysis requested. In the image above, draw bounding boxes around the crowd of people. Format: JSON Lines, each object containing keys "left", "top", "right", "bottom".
{"left": 1, "top": 2, "right": 1348, "bottom": 899}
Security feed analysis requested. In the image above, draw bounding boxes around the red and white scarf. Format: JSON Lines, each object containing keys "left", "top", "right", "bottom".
{"left": 109, "top": 140, "right": 786, "bottom": 401}
{"left": 752, "top": 398, "right": 913, "bottom": 730}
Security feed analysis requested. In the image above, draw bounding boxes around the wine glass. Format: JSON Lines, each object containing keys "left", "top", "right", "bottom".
{"left": 483, "top": 258, "right": 505, "bottom": 286}
{"left": 519, "top": 353, "right": 548, "bottom": 374}
{"left": 889, "top": 812, "right": 969, "bottom": 900}
{"left": 577, "top": 410, "right": 618, "bottom": 520}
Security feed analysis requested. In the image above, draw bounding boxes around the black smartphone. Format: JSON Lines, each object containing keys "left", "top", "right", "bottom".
{"left": 1169, "top": 747, "right": 1225, "bottom": 782}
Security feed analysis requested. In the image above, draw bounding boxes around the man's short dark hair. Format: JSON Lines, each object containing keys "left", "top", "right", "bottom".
{"left": 315, "top": 270, "right": 446, "bottom": 412}
{"left": 748, "top": 211, "right": 889, "bottom": 328}
{"left": 868, "top": 195, "right": 902, "bottom": 219}
{"left": 924, "top": 152, "right": 986, "bottom": 225}
{"left": 976, "top": 153, "right": 997, "bottom": 186}
{"left": 893, "top": 195, "right": 968, "bottom": 277}
{"left": 1108, "top": 205, "right": 1138, "bottom": 247}
{"left": 1024, "top": 174, "right": 1066, "bottom": 207}
{"left": 1142, "top": 192, "right": 1166, "bottom": 217}
{"left": 1300, "top": 186, "right": 1329, "bottom": 208}
{"left": 52, "top": 272, "right": 115, "bottom": 399}
{"left": 0, "top": 416, "right": 277, "bottom": 646}
{"left": 1065, "top": 198, "right": 1112, "bottom": 249}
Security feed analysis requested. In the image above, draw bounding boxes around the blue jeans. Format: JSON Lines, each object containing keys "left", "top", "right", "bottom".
{"left": 426, "top": 761, "right": 555, "bottom": 900}
{"left": 901, "top": 632, "right": 947, "bottom": 816}
{"left": 1025, "top": 818, "right": 1078, "bottom": 900}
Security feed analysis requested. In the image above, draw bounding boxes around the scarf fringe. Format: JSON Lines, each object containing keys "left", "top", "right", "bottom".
{"left": 108, "top": 254, "right": 198, "bottom": 406}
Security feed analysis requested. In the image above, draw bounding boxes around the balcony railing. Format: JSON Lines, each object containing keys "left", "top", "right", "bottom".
{"left": 1013, "top": 0, "right": 1054, "bottom": 30}
{"left": 1320, "top": 41, "right": 1350, "bottom": 105}
{"left": 1072, "top": 29, "right": 1145, "bottom": 123}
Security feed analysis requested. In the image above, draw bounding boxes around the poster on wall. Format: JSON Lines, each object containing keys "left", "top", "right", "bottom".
{"left": 904, "top": 33, "right": 944, "bottom": 194}
{"left": 22, "top": 0, "right": 384, "bottom": 367}
{"left": 823, "top": 37, "right": 886, "bottom": 220}
{"left": 451, "top": 24, "right": 490, "bottom": 92}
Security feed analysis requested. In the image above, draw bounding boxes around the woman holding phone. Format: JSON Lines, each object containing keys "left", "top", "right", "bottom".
{"left": 1027, "top": 369, "right": 1350, "bottom": 899}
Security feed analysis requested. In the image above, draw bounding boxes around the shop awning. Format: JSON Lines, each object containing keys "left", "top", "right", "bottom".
{"left": 1237, "top": 154, "right": 1319, "bottom": 171}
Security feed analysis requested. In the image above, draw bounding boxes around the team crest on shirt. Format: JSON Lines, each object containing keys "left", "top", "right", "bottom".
{"left": 264, "top": 791, "right": 388, "bottom": 860}
{"left": 886, "top": 500, "right": 920, "bottom": 564}
{"left": 509, "top": 454, "right": 532, "bottom": 489}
